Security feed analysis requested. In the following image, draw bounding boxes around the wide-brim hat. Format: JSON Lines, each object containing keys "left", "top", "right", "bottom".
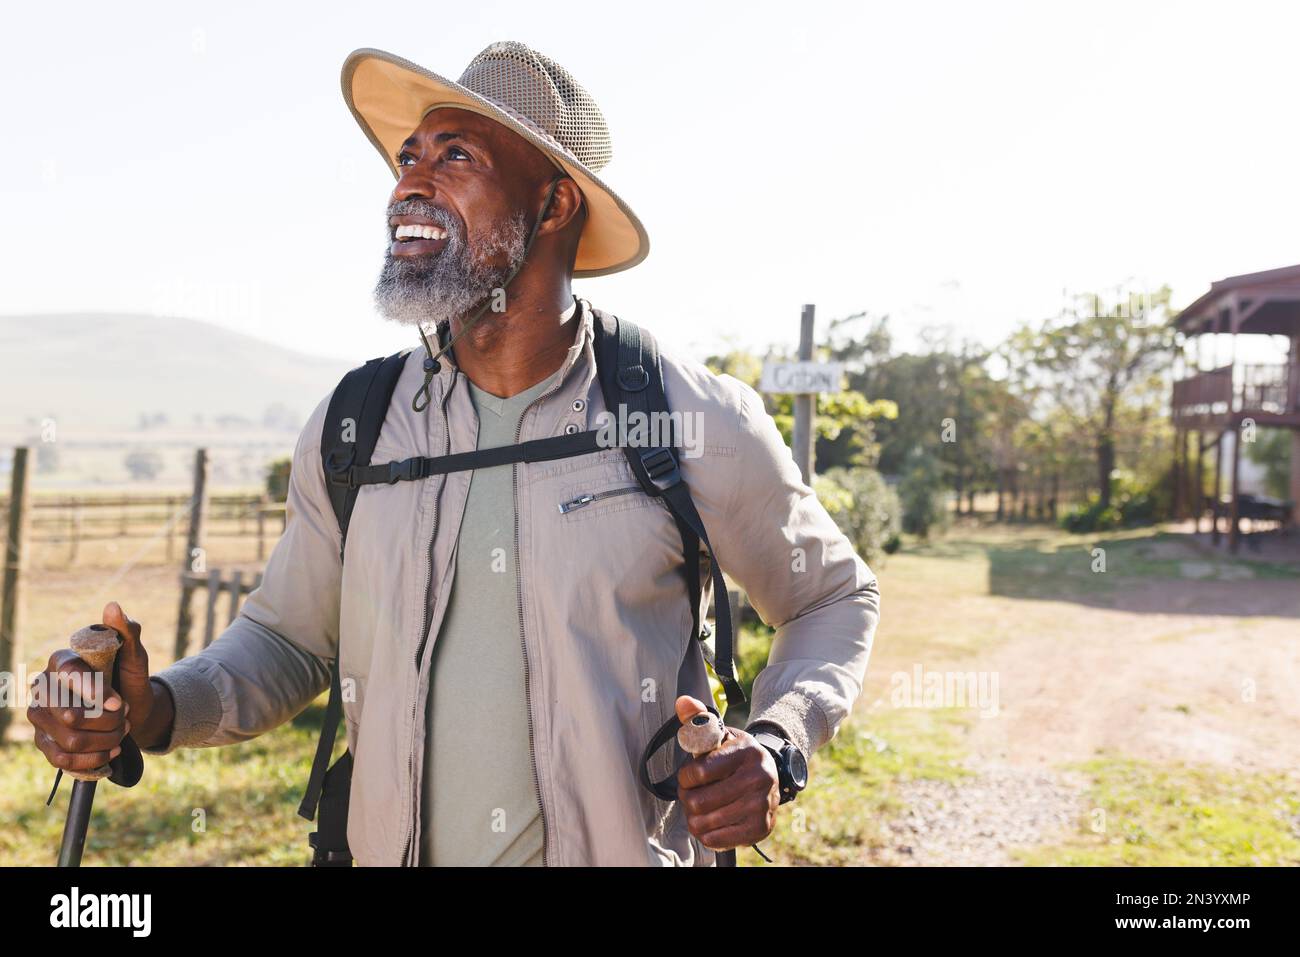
{"left": 341, "top": 42, "right": 649, "bottom": 277}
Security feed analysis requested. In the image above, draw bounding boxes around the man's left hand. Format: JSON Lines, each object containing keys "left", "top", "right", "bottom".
{"left": 674, "top": 695, "right": 780, "bottom": 851}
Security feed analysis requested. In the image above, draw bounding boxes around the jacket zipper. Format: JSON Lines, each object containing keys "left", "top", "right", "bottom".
{"left": 513, "top": 331, "right": 588, "bottom": 867}
{"left": 401, "top": 373, "right": 455, "bottom": 866}
{"left": 557, "top": 485, "right": 641, "bottom": 514}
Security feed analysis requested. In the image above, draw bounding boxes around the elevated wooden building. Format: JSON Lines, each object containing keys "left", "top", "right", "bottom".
{"left": 1172, "top": 264, "right": 1300, "bottom": 551}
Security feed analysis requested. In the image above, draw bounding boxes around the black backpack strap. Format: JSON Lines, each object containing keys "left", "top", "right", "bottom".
{"left": 591, "top": 313, "right": 746, "bottom": 716}
{"left": 321, "top": 350, "right": 413, "bottom": 557}
{"left": 297, "top": 349, "right": 410, "bottom": 854}
{"left": 298, "top": 660, "right": 345, "bottom": 821}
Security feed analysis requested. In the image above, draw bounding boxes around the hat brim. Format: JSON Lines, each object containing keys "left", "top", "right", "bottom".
{"left": 341, "top": 48, "right": 649, "bottom": 278}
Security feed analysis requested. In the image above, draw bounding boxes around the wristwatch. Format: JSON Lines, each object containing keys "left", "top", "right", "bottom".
{"left": 751, "top": 731, "right": 809, "bottom": 805}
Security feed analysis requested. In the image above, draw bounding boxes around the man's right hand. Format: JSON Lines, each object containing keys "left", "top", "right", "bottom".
{"left": 27, "top": 601, "right": 174, "bottom": 771}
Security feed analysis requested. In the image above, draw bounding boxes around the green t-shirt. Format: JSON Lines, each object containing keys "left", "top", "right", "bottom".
{"left": 419, "top": 350, "right": 569, "bottom": 866}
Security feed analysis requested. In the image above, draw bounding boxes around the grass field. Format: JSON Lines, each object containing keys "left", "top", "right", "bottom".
{"left": 3, "top": 521, "right": 1298, "bottom": 866}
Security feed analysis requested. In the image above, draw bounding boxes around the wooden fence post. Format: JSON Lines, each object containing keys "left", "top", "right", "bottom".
{"left": 174, "top": 449, "right": 209, "bottom": 661}
{"left": 69, "top": 501, "right": 82, "bottom": 565}
{"left": 1, "top": 448, "right": 31, "bottom": 741}
{"left": 1229, "top": 426, "right": 1242, "bottom": 553}
{"left": 226, "top": 570, "right": 243, "bottom": 625}
{"left": 791, "top": 305, "right": 816, "bottom": 485}
{"left": 256, "top": 496, "right": 267, "bottom": 562}
{"left": 202, "top": 568, "right": 221, "bottom": 649}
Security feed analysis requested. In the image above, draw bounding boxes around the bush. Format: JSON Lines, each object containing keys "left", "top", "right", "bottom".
{"left": 123, "top": 448, "right": 164, "bottom": 481}
{"left": 266, "top": 457, "right": 292, "bottom": 502}
{"left": 1060, "top": 469, "right": 1169, "bottom": 532}
{"left": 897, "top": 447, "right": 950, "bottom": 539}
{"left": 1061, "top": 498, "right": 1122, "bottom": 533}
{"left": 816, "top": 466, "right": 902, "bottom": 565}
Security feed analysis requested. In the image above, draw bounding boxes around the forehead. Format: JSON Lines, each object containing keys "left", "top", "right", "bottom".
{"left": 407, "top": 106, "right": 511, "bottom": 150}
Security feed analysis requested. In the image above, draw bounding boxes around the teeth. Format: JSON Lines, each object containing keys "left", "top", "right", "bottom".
{"left": 394, "top": 224, "right": 447, "bottom": 241}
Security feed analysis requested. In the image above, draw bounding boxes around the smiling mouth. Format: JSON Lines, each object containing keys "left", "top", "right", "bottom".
{"left": 390, "top": 222, "right": 450, "bottom": 256}
{"left": 393, "top": 224, "right": 448, "bottom": 242}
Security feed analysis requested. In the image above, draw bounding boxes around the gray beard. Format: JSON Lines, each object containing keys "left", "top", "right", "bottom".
{"left": 372, "top": 199, "right": 529, "bottom": 328}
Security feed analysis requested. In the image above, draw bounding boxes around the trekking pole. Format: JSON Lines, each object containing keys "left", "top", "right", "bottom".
{"left": 677, "top": 711, "right": 739, "bottom": 867}
{"left": 48, "top": 624, "right": 144, "bottom": 867}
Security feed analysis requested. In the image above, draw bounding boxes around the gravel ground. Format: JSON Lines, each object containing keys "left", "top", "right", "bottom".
{"left": 879, "top": 764, "right": 1086, "bottom": 866}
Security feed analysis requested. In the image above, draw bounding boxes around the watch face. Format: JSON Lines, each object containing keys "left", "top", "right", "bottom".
{"left": 787, "top": 747, "right": 809, "bottom": 789}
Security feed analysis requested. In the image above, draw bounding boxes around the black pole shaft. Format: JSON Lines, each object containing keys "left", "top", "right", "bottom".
{"left": 57, "top": 779, "right": 97, "bottom": 867}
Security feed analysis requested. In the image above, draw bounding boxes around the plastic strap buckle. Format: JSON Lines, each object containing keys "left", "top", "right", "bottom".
{"left": 387, "top": 457, "right": 423, "bottom": 484}
{"left": 639, "top": 447, "right": 681, "bottom": 492}
{"left": 324, "top": 449, "right": 358, "bottom": 490}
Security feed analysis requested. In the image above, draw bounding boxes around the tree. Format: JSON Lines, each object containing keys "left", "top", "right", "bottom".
{"left": 897, "top": 447, "right": 949, "bottom": 537}
{"left": 124, "top": 448, "right": 164, "bottom": 481}
{"left": 1012, "top": 287, "right": 1176, "bottom": 508}
{"left": 266, "top": 456, "right": 292, "bottom": 502}
{"left": 1246, "top": 428, "right": 1292, "bottom": 500}
{"left": 817, "top": 466, "right": 901, "bottom": 565}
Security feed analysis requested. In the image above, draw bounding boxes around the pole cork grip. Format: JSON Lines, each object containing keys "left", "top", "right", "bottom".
{"left": 66, "top": 624, "right": 123, "bottom": 782}
{"left": 677, "top": 711, "right": 726, "bottom": 757}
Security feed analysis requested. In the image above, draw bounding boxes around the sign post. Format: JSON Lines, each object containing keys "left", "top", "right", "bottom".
{"left": 761, "top": 306, "right": 844, "bottom": 486}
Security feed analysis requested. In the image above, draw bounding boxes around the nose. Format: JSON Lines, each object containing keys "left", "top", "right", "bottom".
{"left": 390, "top": 155, "right": 443, "bottom": 207}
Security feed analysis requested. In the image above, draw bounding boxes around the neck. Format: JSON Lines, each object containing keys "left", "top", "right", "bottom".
{"left": 448, "top": 281, "right": 578, "bottom": 398}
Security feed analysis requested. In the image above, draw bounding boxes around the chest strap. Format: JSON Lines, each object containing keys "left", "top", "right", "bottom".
{"left": 326, "top": 428, "right": 605, "bottom": 490}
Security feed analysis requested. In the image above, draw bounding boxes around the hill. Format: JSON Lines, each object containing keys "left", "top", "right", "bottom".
{"left": 0, "top": 313, "right": 358, "bottom": 433}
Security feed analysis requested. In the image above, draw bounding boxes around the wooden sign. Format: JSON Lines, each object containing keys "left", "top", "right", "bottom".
{"left": 760, "top": 360, "right": 844, "bottom": 394}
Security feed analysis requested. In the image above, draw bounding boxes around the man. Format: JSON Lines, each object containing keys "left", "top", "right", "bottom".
{"left": 28, "top": 41, "right": 880, "bottom": 866}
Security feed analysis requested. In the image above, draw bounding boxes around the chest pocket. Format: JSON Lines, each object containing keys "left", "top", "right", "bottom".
{"left": 556, "top": 481, "right": 660, "bottom": 521}
{"left": 552, "top": 452, "right": 663, "bottom": 523}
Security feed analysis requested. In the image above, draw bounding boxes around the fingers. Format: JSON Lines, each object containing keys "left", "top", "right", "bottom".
{"left": 103, "top": 601, "right": 152, "bottom": 711}
{"left": 674, "top": 694, "right": 709, "bottom": 724}
{"left": 27, "top": 647, "right": 131, "bottom": 773}
{"left": 692, "top": 792, "right": 776, "bottom": 849}
{"left": 42, "top": 650, "right": 122, "bottom": 714}
{"left": 676, "top": 728, "right": 746, "bottom": 791}
{"left": 103, "top": 601, "right": 143, "bottom": 660}
{"left": 32, "top": 695, "right": 128, "bottom": 734}
{"left": 697, "top": 817, "right": 770, "bottom": 852}
{"left": 39, "top": 718, "right": 130, "bottom": 755}
{"left": 33, "top": 728, "right": 124, "bottom": 773}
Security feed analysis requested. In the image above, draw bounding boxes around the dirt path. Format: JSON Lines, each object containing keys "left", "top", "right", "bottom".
{"left": 964, "top": 580, "right": 1300, "bottom": 773}
{"left": 863, "top": 532, "right": 1300, "bottom": 865}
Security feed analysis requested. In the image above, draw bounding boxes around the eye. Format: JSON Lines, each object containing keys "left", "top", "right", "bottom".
{"left": 396, "top": 145, "right": 471, "bottom": 168}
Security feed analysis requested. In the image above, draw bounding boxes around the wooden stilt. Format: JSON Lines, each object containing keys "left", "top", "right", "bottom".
{"left": 1229, "top": 422, "right": 1242, "bottom": 553}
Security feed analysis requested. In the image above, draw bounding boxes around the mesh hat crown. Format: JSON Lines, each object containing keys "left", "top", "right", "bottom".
{"left": 342, "top": 42, "right": 649, "bottom": 277}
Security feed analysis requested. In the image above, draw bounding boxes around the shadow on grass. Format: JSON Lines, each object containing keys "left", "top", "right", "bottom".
{"left": 984, "top": 530, "right": 1300, "bottom": 618}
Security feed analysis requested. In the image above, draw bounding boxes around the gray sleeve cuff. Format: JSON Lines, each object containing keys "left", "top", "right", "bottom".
{"left": 744, "top": 689, "right": 829, "bottom": 761}
{"left": 141, "top": 664, "right": 224, "bottom": 755}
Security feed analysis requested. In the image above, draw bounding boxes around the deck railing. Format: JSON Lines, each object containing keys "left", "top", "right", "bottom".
{"left": 1173, "top": 363, "right": 1296, "bottom": 423}
{"left": 1172, "top": 365, "right": 1233, "bottom": 423}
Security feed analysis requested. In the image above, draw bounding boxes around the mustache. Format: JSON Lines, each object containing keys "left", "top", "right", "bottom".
{"left": 385, "top": 199, "right": 462, "bottom": 238}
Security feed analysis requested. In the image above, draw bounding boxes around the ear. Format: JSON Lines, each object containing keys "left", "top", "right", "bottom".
{"left": 537, "top": 176, "right": 585, "bottom": 238}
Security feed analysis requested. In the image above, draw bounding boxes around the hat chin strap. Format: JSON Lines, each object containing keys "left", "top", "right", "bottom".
{"left": 411, "top": 173, "right": 568, "bottom": 412}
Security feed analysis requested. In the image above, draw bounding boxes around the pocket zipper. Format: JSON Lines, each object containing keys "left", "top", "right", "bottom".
{"left": 558, "top": 485, "right": 642, "bottom": 514}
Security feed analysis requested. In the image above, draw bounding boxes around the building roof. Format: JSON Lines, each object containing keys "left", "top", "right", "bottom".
{"left": 1178, "top": 263, "right": 1300, "bottom": 336}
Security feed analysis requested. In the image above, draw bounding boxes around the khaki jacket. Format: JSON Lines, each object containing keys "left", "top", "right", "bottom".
{"left": 148, "top": 299, "right": 880, "bottom": 865}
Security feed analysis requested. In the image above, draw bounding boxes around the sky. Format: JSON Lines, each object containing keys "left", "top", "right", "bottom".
{"left": 3, "top": 0, "right": 1300, "bottom": 365}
